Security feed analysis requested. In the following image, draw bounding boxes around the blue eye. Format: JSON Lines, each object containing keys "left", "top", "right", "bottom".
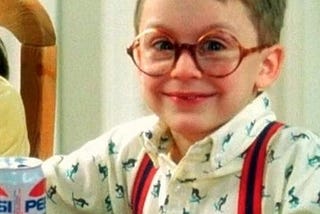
{"left": 202, "top": 40, "right": 225, "bottom": 52}
{"left": 153, "top": 40, "right": 174, "bottom": 51}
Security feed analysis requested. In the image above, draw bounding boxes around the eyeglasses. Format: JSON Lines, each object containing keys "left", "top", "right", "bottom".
{"left": 127, "top": 28, "right": 268, "bottom": 78}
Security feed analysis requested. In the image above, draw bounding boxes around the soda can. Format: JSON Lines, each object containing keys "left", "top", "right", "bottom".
{"left": 0, "top": 157, "right": 46, "bottom": 214}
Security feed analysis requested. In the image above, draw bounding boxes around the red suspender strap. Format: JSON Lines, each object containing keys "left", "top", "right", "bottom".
{"left": 131, "top": 153, "right": 158, "bottom": 214}
{"left": 238, "top": 121, "right": 284, "bottom": 214}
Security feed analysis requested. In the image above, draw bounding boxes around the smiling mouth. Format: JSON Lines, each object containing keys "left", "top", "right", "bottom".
{"left": 163, "top": 92, "right": 215, "bottom": 101}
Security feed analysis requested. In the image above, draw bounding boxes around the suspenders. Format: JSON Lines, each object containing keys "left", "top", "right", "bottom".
{"left": 132, "top": 154, "right": 158, "bottom": 214}
{"left": 238, "top": 121, "right": 284, "bottom": 214}
{"left": 132, "top": 121, "right": 284, "bottom": 214}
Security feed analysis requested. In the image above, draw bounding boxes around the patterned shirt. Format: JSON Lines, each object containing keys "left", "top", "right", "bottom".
{"left": 43, "top": 92, "right": 320, "bottom": 213}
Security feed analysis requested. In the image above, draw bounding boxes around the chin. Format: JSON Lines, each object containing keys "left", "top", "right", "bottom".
{"left": 166, "top": 115, "right": 217, "bottom": 140}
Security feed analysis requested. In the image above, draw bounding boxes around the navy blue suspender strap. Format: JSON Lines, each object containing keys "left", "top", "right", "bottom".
{"left": 238, "top": 121, "right": 284, "bottom": 214}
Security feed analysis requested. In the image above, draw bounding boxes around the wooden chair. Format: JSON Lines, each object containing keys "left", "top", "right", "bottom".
{"left": 0, "top": 0, "right": 56, "bottom": 159}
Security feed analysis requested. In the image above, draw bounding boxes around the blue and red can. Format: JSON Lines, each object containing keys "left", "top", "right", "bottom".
{"left": 0, "top": 157, "right": 46, "bottom": 214}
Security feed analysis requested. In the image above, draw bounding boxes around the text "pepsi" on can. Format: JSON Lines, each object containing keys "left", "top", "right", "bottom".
{"left": 0, "top": 157, "right": 46, "bottom": 214}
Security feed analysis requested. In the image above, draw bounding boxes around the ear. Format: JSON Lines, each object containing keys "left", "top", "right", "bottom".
{"left": 255, "top": 44, "right": 285, "bottom": 89}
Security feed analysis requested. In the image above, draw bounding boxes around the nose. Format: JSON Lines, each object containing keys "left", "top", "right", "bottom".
{"left": 170, "top": 50, "right": 203, "bottom": 79}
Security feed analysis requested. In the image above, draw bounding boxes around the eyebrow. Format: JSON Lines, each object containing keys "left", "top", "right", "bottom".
{"left": 142, "top": 21, "right": 239, "bottom": 40}
{"left": 200, "top": 23, "right": 238, "bottom": 36}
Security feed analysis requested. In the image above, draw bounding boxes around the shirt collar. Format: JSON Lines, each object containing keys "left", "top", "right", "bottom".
{"left": 140, "top": 92, "right": 276, "bottom": 170}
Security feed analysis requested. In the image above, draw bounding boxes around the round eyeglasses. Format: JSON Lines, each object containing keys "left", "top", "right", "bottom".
{"left": 127, "top": 28, "right": 268, "bottom": 78}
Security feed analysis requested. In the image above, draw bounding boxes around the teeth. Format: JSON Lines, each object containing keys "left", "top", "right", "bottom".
{"left": 183, "top": 96, "right": 197, "bottom": 100}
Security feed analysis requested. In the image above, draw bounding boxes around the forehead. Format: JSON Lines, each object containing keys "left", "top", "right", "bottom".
{"left": 139, "top": 0, "right": 257, "bottom": 44}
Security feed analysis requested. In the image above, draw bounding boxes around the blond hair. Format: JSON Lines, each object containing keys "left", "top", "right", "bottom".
{"left": 133, "top": 0, "right": 287, "bottom": 45}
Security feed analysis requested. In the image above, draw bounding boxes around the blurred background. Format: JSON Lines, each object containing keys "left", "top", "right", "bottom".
{"left": 1, "top": 0, "right": 320, "bottom": 154}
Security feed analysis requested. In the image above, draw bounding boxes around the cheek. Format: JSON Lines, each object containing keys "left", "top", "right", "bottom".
{"left": 214, "top": 63, "right": 260, "bottom": 104}
{"left": 243, "top": 56, "right": 263, "bottom": 81}
{"left": 138, "top": 75, "right": 161, "bottom": 101}
{"left": 139, "top": 74, "right": 152, "bottom": 92}
{"left": 231, "top": 59, "right": 261, "bottom": 91}
{"left": 138, "top": 75, "right": 149, "bottom": 99}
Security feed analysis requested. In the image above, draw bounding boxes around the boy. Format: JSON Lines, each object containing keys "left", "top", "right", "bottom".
{"left": 43, "top": 0, "right": 320, "bottom": 213}
{"left": 0, "top": 38, "right": 30, "bottom": 156}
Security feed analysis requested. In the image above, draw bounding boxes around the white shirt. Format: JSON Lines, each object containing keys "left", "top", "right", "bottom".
{"left": 43, "top": 93, "right": 320, "bottom": 213}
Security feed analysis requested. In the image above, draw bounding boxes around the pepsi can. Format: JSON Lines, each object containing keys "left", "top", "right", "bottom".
{"left": 0, "top": 157, "right": 46, "bottom": 214}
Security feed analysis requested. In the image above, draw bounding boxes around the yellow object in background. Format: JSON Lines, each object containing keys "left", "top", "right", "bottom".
{"left": 0, "top": 76, "right": 29, "bottom": 156}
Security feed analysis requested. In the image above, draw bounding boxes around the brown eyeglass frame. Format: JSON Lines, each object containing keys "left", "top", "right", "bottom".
{"left": 127, "top": 28, "right": 269, "bottom": 78}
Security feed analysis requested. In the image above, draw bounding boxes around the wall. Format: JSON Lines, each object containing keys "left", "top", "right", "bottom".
{"left": 269, "top": 0, "right": 320, "bottom": 133}
{"left": 53, "top": 0, "right": 144, "bottom": 153}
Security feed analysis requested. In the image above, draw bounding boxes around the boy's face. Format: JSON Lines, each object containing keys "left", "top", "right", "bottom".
{"left": 137, "top": 0, "right": 275, "bottom": 141}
